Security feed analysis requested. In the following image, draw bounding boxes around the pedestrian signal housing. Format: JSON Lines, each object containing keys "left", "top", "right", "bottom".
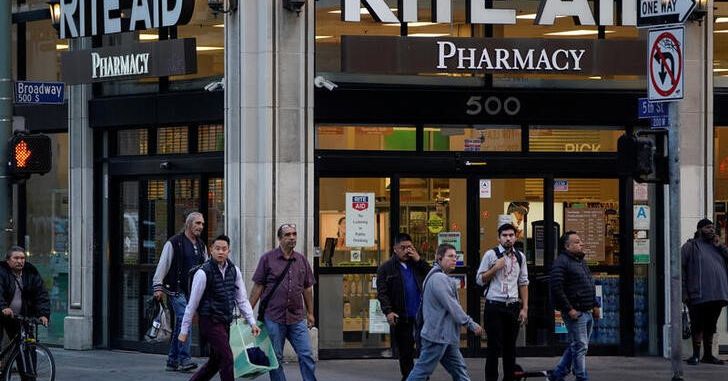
{"left": 7, "top": 133, "right": 52, "bottom": 176}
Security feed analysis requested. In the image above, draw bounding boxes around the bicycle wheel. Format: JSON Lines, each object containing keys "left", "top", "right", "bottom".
{"left": 4, "top": 343, "right": 55, "bottom": 381}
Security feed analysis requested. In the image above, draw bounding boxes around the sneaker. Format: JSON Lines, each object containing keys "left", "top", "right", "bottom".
{"left": 700, "top": 356, "right": 725, "bottom": 365}
{"left": 178, "top": 362, "right": 198, "bottom": 372}
{"left": 686, "top": 356, "right": 700, "bottom": 365}
{"left": 165, "top": 364, "right": 178, "bottom": 372}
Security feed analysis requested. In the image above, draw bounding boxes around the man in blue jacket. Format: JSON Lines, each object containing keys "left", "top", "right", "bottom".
{"left": 406, "top": 243, "right": 483, "bottom": 381}
{"left": 548, "top": 231, "right": 600, "bottom": 381}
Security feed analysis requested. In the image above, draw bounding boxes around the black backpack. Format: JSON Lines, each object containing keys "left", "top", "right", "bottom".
{"left": 414, "top": 267, "right": 442, "bottom": 351}
{"left": 483, "top": 246, "right": 523, "bottom": 298}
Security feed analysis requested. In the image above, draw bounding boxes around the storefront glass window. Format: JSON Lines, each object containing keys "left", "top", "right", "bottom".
{"left": 315, "top": 124, "right": 416, "bottom": 150}
{"left": 714, "top": 3, "right": 728, "bottom": 86}
{"left": 26, "top": 133, "right": 68, "bottom": 346}
{"left": 27, "top": 20, "right": 65, "bottom": 81}
{"left": 171, "top": 0, "right": 224, "bottom": 86}
{"left": 529, "top": 127, "right": 623, "bottom": 152}
{"left": 198, "top": 124, "right": 224, "bottom": 152}
{"left": 157, "top": 127, "right": 189, "bottom": 154}
{"left": 424, "top": 125, "right": 521, "bottom": 151}
{"left": 117, "top": 129, "right": 149, "bottom": 155}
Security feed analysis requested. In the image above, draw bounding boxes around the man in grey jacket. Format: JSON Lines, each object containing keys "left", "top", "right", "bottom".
{"left": 406, "top": 244, "right": 483, "bottom": 381}
{"left": 681, "top": 218, "right": 728, "bottom": 365}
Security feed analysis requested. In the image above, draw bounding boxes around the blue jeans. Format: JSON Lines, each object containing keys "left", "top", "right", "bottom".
{"left": 552, "top": 312, "right": 594, "bottom": 381}
{"left": 264, "top": 318, "right": 317, "bottom": 381}
{"left": 167, "top": 294, "right": 193, "bottom": 367}
{"left": 406, "top": 338, "right": 470, "bottom": 381}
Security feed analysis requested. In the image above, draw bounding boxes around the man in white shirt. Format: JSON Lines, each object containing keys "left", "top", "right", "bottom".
{"left": 179, "top": 235, "right": 260, "bottom": 381}
{"left": 476, "top": 223, "right": 529, "bottom": 381}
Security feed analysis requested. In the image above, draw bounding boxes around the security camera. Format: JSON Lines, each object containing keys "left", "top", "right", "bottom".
{"left": 160, "top": 161, "right": 171, "bottom": 170}
{"left": 314, "top": 76, "right": 338, "bottom": 91}
{"left": 204, "top": 80, "right": 224, "bottom": 92}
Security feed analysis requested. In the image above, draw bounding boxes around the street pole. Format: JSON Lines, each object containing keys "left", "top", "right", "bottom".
{"left": 0, "top": 0, "right": 13, "bottom": 249}
{"left": 668, "top": 104, "right": 683, "bottom": 380}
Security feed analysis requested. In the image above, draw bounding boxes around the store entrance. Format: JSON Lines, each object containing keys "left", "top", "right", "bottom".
{"left": 109, "top": 175, "right": 224, "bottom": 352}
{"left": 316, "top": 171, "right": 639, "bottom": 358}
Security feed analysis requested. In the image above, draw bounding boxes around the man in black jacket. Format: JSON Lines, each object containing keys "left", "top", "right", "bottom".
{"left": 376, "top": 233, "right": 430, "bottom": 381}
{"left": 548, "top": 232, "right": 600, "bottom": 381}
{"left": 0, "top": 246, "right": 50, "bottom": 342}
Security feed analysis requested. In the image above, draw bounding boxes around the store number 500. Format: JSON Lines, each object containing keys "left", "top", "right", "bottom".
{"left": 465, "top": 96, "right": 521, "bottom": 116}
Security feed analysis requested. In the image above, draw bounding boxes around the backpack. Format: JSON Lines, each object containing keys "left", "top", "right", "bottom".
{"left": 483, "top": 246, "right": 523, "bottom": 298}
{"left": 414, "top": 267, "right": 442, "bottom": 351}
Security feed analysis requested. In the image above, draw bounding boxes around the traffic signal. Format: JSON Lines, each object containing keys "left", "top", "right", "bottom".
{"left": 617, "top": 133, "right": 656, "bottom": 182}
{"left": 7, "top": 133, "right": 52, "bottom": 176}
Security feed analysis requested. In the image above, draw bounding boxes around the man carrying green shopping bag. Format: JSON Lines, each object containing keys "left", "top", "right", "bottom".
{"left": 179, "top": 234, "right": 260, "bottom": 381}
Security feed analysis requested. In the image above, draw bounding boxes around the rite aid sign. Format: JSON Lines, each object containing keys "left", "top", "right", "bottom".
{"left": 648, "top": 27, "right": 684, "bottom": 101}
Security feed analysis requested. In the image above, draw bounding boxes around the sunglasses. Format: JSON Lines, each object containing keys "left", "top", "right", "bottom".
{"left": 279, "top": 223, "right": 296, "bottom": 230}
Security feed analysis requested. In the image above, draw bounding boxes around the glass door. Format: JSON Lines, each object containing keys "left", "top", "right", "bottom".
{"left": 111, "top": 175, "right": 223, "bottom": 351}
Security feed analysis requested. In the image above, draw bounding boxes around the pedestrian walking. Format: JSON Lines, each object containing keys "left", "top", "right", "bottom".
{"left": 250, "top": 223, "right": 317, "bottom": 381}
{"left": 406, "top": 243, "right": 483, "bottom": 381}
{"left": 548, "top": 231, "right": 600, "bottom": 381}
{"left": 682, "top": 218, "right": 728, "bottom": 365}
{"left": 152, "top": 211, "right": 208, "bottom": 372}
{"left": 178, "top": 235, "right": 260, "bottom": 381}
{"left": 376, "top": 233, "right": 431, "bottom": 381}
{"left": 476, "top": 223, "right": 529, "bottom": 381}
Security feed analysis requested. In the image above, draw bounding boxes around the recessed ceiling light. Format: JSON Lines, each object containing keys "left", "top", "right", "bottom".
{"left": 384, "top": 22, "right": 436, "bottom": 27}
{"left": 544, "top": 29, "right": 614, "bottom": 36}
{"left": 714, "top": 29, "right": 728, "bottom": 33}
{"left": 714, "top": 68, "right": 728, "bottom": 72}
{"left": 516, "top": 13, "right": 566, "bottom": 20}
{"left": 588, "top": 76, "right": 602, "bottom": 79}
{"left": 716, "top": 17, "right": 728, "bottom": 23}
{"left": 408, "top": 33, "right": 449, "bottom": 37}
{"left": 213, "top": 24, "right": 224, "bottom": 28}
{"left": 328, "top": 7, "right": 397, "bottom": 15}
{"left": 197, "top": 46, "right": 223, "bottom": 51}
{"left": 139, "top": 33, "right": 158, "bottom": 40}
{"left": 315, "top": 35, "right": 333, "bottom": 40}
{"left": 56, "top": 44, "right": 69, "bottom": 50}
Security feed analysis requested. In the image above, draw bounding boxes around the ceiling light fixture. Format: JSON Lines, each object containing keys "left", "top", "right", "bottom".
{"left": 544, "top": 29, "right": 615, "bottom": 36}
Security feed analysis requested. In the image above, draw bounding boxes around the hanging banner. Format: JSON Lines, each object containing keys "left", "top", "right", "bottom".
{"left": 346, "top": 193, "right": 375, "bottom": 247}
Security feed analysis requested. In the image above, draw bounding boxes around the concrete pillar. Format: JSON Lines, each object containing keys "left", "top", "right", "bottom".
{"left": 674, "top": 13, "right": 714, "bottom": 356}
{"left": 64, "top": 38, "right": 94, "bottom": 350}
{"left": 225, "top": 3, "right": 314, "bottom": 282}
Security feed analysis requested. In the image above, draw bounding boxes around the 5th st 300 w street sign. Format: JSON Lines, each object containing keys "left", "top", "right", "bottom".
{"left": 638, "top": 0, "right": 696, "bottom": 27}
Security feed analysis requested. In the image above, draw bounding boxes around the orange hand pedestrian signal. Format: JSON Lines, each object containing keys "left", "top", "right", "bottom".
{"left": 14, "top": 140, "right": 31, "bottom": 168}
{"left": 7, "top": 133, "right": 52, "bottom": 177}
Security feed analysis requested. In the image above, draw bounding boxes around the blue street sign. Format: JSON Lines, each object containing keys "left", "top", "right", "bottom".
{"left": 638, "top": 98, "right": 669, "bottom": 119}
{"left": 14, "top": 81, "right": 65, "bottom": 105}
{"left": 650, "top": 116, "right": 669, "bottom": 129}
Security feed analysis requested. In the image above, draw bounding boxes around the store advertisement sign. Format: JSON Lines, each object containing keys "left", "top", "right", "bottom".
{"left": 479, "top": 179, "right": 492, "bottom": 198}
{"left": 368, "top": 299, "right": 390, "bottom": 334}
{"left": 554, "top": 179, "right": 569, "bottom": 192}
{"left": 648, "top": 27, "right": 684, "bottom": 101}
{"left": 634, "top": 205, "right": 651, "bottom": 230}
{"left": 59, "top": 0, "right": 196, "bottom": 39}
{"left": 61, "top": 39, "right": 197, "bottom": 85}
{"left": 342, "top": 36, "right": 644, "bottom": 76}
{"left": 346, "top": 193, "right": 375, "bottom": 247}
{"left": 14, "top": 81, "right": 64, "bottom": 105}
{"left": 634, "top": 182, "right": 649, "bottom": 201}
{"left": 438, "top": 232, "right": 463, "bottom": 266}
{"left": 634, "top": 238, "right": 650, "bottom": 264}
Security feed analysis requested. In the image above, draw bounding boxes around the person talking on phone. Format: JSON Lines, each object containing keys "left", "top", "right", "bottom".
{"left": 376, "top": 233, "right": 431, "bottom": 381}
{"left": 476, "top": 223, "right": 529, "bottom": 381}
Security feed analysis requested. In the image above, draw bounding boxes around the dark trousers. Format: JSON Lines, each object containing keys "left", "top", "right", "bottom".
{"left": 392, "top": 316, "right": 416, "bottom": 381}
{"left": 190, "top": 316, "right": 233, "bottom": 381}
{"left": 688, "top": 300, "right": 726, "bottom": 358}
{"left": 484, "top": 302, "right": 521, "bottom": 381}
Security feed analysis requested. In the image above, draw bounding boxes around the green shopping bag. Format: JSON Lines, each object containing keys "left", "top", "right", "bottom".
{"left": 229, "top": 319, "right": 279, "bottom": 379}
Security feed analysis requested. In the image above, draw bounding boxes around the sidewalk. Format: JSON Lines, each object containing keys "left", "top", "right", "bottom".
{"left": 52, "top": 348, "right": 727, "bottom": 381}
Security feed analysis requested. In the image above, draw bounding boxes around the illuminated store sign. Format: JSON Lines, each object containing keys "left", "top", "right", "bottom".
{"left": 61, "top": 38, "right": 197, "bottom": 84}
{"left": 342, "top": 36, "right": 644, "bottom": 75}
{"left": 59, "top": 0, "right": 196, "bottom": 39}
{"left": 341, "top": 0, "right": 636, "bottom": 26}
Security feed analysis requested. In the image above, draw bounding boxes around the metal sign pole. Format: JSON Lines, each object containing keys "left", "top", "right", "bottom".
{"left": 0, "top": 0, "right": 12, "bottom": 248}
{"left": 668, "top": 104, "right": 684, "bottom": 381}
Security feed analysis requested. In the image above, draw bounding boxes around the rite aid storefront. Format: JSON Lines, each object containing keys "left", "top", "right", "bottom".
{"left": 312, "top": 0, "right": 667, "bottom": 358}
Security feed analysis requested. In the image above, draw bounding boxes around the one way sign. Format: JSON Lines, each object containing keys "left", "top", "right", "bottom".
{"left": 637, "top": 0, "right": 696, "bottom": 27}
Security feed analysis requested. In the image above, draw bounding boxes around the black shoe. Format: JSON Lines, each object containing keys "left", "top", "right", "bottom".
{"left": 701, "top": 356, "right": 725, "bottom": 365}
{"left": 686, "top": 356, "right": 700, "bottom": 365}
{"left": 178, "top": 362, "right": 198, "bottom": 372}
{"left": 165, "top": 364, "right": 178, "bottom": 372}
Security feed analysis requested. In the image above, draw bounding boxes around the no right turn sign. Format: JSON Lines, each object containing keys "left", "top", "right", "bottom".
{"left": 648, "top": 27, "right": 684, "bottom": 101}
